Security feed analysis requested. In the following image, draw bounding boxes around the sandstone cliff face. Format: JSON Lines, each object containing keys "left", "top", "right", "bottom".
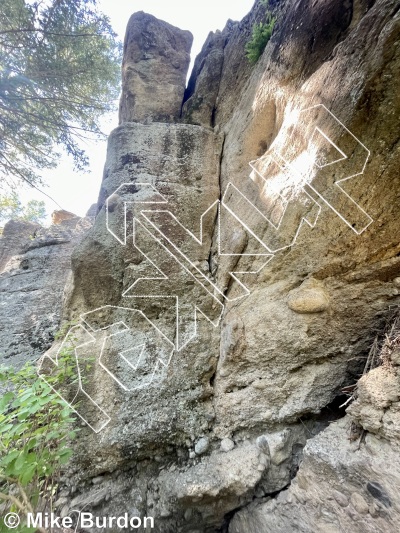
{"left": 0, "top": 216, "right": 92, "bottom": 369}
{"left": 39, "top": 1, "right": 400, "bottom": 532}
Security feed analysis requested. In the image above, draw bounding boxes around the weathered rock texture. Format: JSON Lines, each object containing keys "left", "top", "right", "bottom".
{"left": 230, "top": 317, "right": 400, "bottom": 533}
{"left": 182, "top": 27, "right": 229, "bottom": 127}
{"left": 119, "top": 12, "right": 193, "bottom": 124}
{"left": 37, "top": 1, "right": 400, "bottom": 532}
{"left": 0, "top": 216, "right": 92, "bottom": 369}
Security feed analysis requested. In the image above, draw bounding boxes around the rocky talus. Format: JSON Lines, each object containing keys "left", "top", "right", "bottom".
{"left": 27, "top": 1, "right": 400, "bottom": 532}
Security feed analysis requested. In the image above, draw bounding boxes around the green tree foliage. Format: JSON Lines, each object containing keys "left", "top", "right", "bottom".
{"left": 20, "top": 199, "right": 46, "bottom": 224}
{"left": 0, "top": 360, "right": 77, "bottom": 533}
{"left": 245, "top": 13, "right": 276, "bottom": 65}
{"left": 0, "top": 0, "right": 121, "bottom": 188}
{"left": 0, "top": 193, "right": 46, "bottom": 225}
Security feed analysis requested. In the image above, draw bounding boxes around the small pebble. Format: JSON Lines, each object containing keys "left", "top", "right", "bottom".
{"left": 184, "top": 509, "right": 193, "bottom": 521}
{"left": 350, "top": 492, "right": 369, "bottom": 515}
{"left": 195, "top": 437, "right": 210, "bottom": 455}
{"left": 256, "top": 435, "right": 270, "bottom": 453}
{"left": 220, "top": 438, "right": 235, "bottom": 452}
{"left": 333, "top": 489, "right": 348, "bottom": 508}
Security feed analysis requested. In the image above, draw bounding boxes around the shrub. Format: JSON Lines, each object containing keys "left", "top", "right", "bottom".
{"left": 245, "top": 15, "right": 276, "bottom": 65}
{"left": 0, "top": 362, "right": 77, "bottom": 532}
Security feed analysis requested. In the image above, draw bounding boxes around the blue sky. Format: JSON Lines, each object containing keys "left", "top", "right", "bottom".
{"left": 19, "top": 0, "right": 255, "bottom": 222}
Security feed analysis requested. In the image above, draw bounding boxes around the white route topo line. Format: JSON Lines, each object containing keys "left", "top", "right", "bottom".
{"left": 39, "top": 103, "right": 373, "bottom": 432}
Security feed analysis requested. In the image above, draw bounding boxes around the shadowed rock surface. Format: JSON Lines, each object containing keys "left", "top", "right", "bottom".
{"left": 0, "top": 216, "right": 92, "bottom": 368}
